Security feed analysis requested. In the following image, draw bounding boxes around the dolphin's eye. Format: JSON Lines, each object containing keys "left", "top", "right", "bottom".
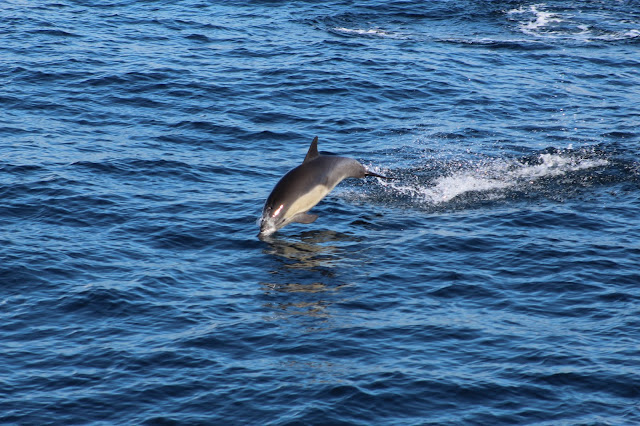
{"left": 272, "top": 204, "right": 284, "bottom": 218}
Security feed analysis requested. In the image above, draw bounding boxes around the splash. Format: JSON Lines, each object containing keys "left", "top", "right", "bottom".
{"left": 374, "top": 151, "right": 609, "bottom": 206}
{"left": 507, "top": 4, "right": 563, "bottom": 36}
{"left": 506, "top": 4, "right": 640, "bottom": 42}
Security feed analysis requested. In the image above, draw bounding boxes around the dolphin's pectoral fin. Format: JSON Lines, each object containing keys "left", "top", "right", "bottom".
{"left": 292, "top": 212, "right": 318, "bottom": 224}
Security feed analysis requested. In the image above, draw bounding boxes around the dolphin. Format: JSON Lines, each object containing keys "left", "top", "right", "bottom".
{"left": 258, "top": 136, "right": 390, "bottom": 237}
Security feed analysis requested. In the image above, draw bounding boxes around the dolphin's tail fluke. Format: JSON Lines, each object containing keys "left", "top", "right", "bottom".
{"left": 365, "top": 170, "right": 394, "bottom": 180}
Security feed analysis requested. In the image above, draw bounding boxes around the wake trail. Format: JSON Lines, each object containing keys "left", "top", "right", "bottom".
{"left": 353, "top": 148, "right": 617, "bottom": 209}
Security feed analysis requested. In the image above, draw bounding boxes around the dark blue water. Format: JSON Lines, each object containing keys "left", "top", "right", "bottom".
{"left": 2, "top": 1, "right": 639, "bottom": 424}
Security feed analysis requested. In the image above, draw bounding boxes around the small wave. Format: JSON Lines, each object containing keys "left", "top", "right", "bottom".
{"left": 592, "top": 28, "right": 640, "bottom": 42}
{"left": 332, "top": 27, "right": 399, "bottom": 38}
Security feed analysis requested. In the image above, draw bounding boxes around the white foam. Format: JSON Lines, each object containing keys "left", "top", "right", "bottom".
{"left": 594, "top": 28, "right": 640, "bottom": 42}
{"left": 507, "top": 4, "right": 563, "bottom": 36}
{"left": 378, "top": 153, "right": 609, "bottom": 205}
{"left": 333, "top": 27, "right": 397, "bottom": 38}
{"left": 624, "top": 29, "right": 640, "bottom": 39}
{"left": 506, "top": 4, "right": 640, "bottom": 42}
{"left": 423, "top": 174, "right": 510, "bottom": 204}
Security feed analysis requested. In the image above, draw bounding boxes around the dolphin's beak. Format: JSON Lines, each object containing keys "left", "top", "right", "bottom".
{"left": 258, "top": 215, "right": 277, "bottom": 237}
{"left": 258, "top": 227, "right": 276, "bottom": 239}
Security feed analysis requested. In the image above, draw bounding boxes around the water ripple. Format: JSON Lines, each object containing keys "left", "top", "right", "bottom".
{"left": 1, "top": 0, "right": 639, "bottom": 424}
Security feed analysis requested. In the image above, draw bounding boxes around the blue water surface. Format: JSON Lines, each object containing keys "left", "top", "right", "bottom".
{"left": 2, "top": 1, "right": 639, "bottom": 424}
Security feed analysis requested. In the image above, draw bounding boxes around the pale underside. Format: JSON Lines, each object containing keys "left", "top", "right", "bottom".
{"left": 282, "top": 183, "right": 332, "bottom": 222}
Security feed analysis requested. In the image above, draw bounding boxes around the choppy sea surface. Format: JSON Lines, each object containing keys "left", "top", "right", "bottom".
{"left": 2, "top": 1, "right": 639, "bottom": 424}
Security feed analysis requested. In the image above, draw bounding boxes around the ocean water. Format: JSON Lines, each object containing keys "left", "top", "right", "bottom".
{"left": 1, "top": 0, "right": 639, "bottom": 424}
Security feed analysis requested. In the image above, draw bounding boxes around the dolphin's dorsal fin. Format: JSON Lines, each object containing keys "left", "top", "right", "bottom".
{"left": 303, "top": 136, "right": 319, "bottom": 163}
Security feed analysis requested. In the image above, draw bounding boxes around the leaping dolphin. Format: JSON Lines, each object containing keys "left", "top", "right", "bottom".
{"left": 258, "top": 136, "right": 390, "bottom": 237}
